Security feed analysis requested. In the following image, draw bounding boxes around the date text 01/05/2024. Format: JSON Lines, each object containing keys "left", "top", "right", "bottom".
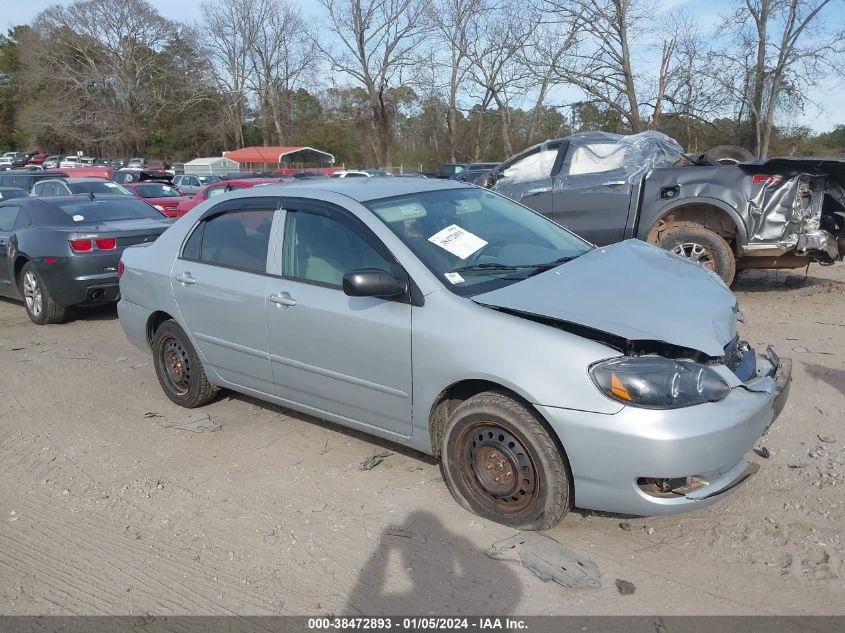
{"left": 307, "top": 617, "right": 528, "bottom": 630}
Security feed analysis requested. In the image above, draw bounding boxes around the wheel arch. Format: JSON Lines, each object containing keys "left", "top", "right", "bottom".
{"left": 427, "top": 379, "right": 571, "bottom": 467}
{"left": 146, "top": 310, "right": 176, "bottom": 348}
{"left": 12, "top": 254, "right": 29, "bottom": 286}
{"left": 640, "top": 198, "right": 748, "bottom": 250}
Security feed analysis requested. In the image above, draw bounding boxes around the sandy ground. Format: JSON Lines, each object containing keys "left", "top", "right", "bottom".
{"left": 0, "top": 264, "right": 843, "bottom": 616}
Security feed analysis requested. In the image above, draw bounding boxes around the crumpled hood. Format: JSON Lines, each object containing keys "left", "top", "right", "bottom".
{"left": 473, "top": 240, "right": 738, "bottom": 357}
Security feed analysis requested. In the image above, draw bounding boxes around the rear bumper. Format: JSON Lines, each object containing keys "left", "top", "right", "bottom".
{"left": 117, "top": 299, "right": 153, "bottom": 353}
{"left": 539, "top": 352, "right": 792, "bottom": 516}
{"left": 36, "top": 259, "right": 120, "bottom": 307}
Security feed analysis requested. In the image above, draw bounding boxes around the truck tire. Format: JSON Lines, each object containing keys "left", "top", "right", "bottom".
{"left": 657, "top": 225, "right": 737, "bottom": 285}
{"left": 705, "top": 145, "right": 754, "bottom": 165}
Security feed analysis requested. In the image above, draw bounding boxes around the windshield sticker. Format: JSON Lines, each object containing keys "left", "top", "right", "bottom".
{"left": 428, "top": 224, "right": 487, "bottom": 259}
{"left": 444, "top": 272, "right": 465, "bottom": 284}
{"left": 72, "top": 215, "right": 85, "bottom": 222}
{"left": 104, "top": 183, "right": 119, "bottom": 188}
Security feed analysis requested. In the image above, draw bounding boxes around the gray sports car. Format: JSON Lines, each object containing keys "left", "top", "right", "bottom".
{"left": 117, "top": 179, "right": 791, "bottom": 529}
{"left": 0, "top": 195, "right": 171, "bottom": 323}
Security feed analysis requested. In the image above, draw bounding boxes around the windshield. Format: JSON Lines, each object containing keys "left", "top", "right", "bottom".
{"left": 198, "top": 175, "right": 221, "bottom": 185}
{"left": 135, "top": 183, "right": 181, "bottom": 198}
{"left": 57, "top": 198, "right": 168, "bottom": 222}
{"left": 366, "top": 188, "right": 592, "bottom": 296}
{"left": 67, "top": 181, "right": 131, "bottom": 195}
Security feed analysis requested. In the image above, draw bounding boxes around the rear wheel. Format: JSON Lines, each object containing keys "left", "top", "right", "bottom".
{"left": 152, "top": 319, "right": 217, "bottom": 407}
{"left": 657, "top": 224, "right": 736, "bottom": 285}
{"left": 19, "top": 262, "right": 67, "bottom": 325}
{"left": 440, "top": 391, "right": 571, "bottom": 530}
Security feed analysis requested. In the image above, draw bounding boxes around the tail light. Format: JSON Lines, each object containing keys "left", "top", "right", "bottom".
{"left": 752, "top": 175, "right": 783, "bottom": 186}
{"left": 69, "top": 239, "right": 92, "bottom": 252}
{"left": 69, "top": 238, "right": 117, "bottom": 252}
{"left": 117, "top": 259, "right": 125, "bottom": 279}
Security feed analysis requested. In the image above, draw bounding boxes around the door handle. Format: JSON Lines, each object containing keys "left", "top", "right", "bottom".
{"left": 602, "top": 180, "right": 626, "bottom": 186}
{"left": 174, "top": 273, "right": 196, "bottom": 285}
{"left": 268, "top": 292, "right": 296, "bottom": 307}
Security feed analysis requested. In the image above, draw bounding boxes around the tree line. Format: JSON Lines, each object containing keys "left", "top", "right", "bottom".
{"left": 0, "top": 0, "right": 843, "bottom": 168}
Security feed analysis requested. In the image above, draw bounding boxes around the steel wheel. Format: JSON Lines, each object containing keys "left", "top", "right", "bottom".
{"left": 440, "top": 391, "right": 571, "bottom": 530}
{"left": 152, "top": 320, "right": 217, "bottom": 408}
{"left": 22, "top": 271, "right": 43, "bottom": 318}
{"left": 671, "top": 241, "right": 716, "bottom": 271}
{"left": 160, "top": 336, "right": 192, "bottom": 395}
{"left": 459, "top": 423, "right": 537, "bottom": 513}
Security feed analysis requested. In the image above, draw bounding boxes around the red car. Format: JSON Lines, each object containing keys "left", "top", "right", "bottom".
{"left": 26, "top": 153, "right": 47, "bottom": 165}
{"left": 176, "top": 178, "right": 289, "bottom": 216}
{"left": 123, "top": 181, "right": 191, "bottom": 218}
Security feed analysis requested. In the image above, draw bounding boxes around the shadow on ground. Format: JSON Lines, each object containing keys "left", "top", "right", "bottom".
{"left": 732, "top": 267, "right": 845, "bottom": 294}
{"left": 225, "top": 391, "right": 437, "bottom": 466}
{"left": 802, "top": 362, "right": 845, "bottom": 397}
{"left": 345, "top": 510, "right": 523, "bottom": 615}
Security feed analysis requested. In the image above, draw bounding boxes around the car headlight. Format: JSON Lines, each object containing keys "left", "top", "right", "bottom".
{"left": 590, "top": 356, "right": 730, "bottom": 409}
{"left": 153, "top": 204, "right": 164, "bottom": 211}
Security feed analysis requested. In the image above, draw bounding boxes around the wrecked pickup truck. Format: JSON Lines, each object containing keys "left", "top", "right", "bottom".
{"left": 489, "top": 131, "right": 845, "bottom": 284}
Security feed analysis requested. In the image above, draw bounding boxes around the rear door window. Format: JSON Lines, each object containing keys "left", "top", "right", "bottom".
{"left": 182, "top": 205, "right": 276, "bottom": 274}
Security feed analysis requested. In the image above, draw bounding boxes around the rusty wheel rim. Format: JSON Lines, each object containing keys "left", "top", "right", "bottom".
{"left": 457, "top": 423, "right": 537, "bottom": 514}
{"left": 671, "top": 242, "right": 716, "bottom": 271}
{"left": 160, "top": 336, "right": 191, "bottom": 395}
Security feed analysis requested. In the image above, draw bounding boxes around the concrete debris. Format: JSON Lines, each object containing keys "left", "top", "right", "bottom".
{"left": 488, "top": 532, "right": 601, "bottom": 589}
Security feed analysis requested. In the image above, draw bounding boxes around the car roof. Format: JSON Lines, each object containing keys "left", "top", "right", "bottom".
{"left": 24, "top": 194, "right": 141, "bottom": 206}
{"left": 40, "top": 177, "right": 109, "bottom": 183}
{"left": 235, "top": 176, "right": 469, "bottom": 203}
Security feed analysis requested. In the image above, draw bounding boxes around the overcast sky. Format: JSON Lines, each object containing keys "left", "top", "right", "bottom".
{"left": 4, "top": 0, "right": 844, "bottom": 134}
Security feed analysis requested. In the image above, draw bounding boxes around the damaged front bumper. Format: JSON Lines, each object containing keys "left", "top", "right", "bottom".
{"left": 537, "top": 348, "right": 792, "bottom": 516}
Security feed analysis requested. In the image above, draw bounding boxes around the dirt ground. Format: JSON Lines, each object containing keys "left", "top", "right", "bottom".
{"left": 0, "top": 263, "right": 844, "bottom": 616}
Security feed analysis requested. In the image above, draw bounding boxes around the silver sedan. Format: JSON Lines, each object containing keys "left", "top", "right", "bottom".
{"left": 117, "top": 178, "right": 791, "bottom": 529}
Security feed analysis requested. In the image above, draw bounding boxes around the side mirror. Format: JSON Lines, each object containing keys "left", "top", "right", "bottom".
{"left": 343, "top": 268, "right": 407, "bottom": 299}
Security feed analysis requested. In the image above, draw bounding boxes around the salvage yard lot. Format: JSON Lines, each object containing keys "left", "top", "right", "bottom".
{"left": 1, "top": 265, "right": 844, "bottom": 615}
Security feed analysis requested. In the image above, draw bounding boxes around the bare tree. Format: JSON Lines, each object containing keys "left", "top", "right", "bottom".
{"left": 545, "top": 0, "right": 654, "bottom": 132}
{"left": 429, "top": 0, "right": 488, "bottom": 162}
{"left": 463, "top": 4, "right": 535, "bottom": 157}
{"left": 521, "top": 6, "right": 581, "bottom": 142}
{"left": 201, "top": 0, "right": 261, "bottom": 148}
{"left": 246, "top": 0, "right": 316, "bottom": 145}
{"left": 22, "top": 0, "right": 210, "bottom": 154}
{"left": 715, "top": 0, "right": 845, "bottom": 157}
{"left": 316, "top": 0, "right": 431, "bottom": 166}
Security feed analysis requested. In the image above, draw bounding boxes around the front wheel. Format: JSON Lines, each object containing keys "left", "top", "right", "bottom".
{"left": 657, "top": 224, "right": 736, "bottom": 285}
{"left": 440, "top": 391, "right": 571, "bottom": 530}
{"left": 19, "top": 262, "right": 67, "bottom": 325}
{"left": 152, "top": 319, "right": 217, "bottom": 408}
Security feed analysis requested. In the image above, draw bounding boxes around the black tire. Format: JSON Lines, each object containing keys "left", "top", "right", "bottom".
{"left": 658, "top": 224, "right": 737, "bottom": 285}
{"left": 705, "top": 144, "right": 754, "bottom": 165}
{"left": 18, "top": 261, "right": 67, "bottom": 325}
{"left": 152, "top": 319, "right": 217, "bottom": 408}
{"left": 440, "top": 390, "right": 571, "bottom": 530}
